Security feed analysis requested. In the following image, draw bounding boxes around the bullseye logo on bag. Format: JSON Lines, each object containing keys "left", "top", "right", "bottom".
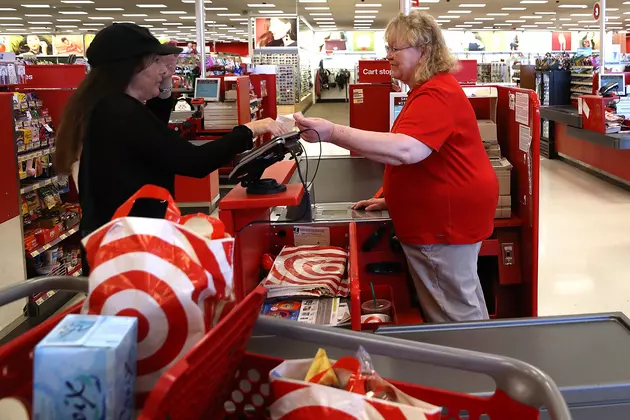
{"left": 263, "top": 246, "right": 349, "bottom": 298}
{"left": 82, "top": 217, "right": 234, "bottom": 394}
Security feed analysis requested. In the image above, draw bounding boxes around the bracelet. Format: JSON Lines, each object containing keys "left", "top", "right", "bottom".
{"left": 158, "top": 86, "right": 172, "bottom": 99}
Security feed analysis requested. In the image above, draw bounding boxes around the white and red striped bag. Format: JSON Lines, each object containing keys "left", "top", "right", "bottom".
{"left": 81, "top": 185, "right": 235, "bottom": 396}
{"left": 263, "top": 245, "right": 349, "bottom": 299}
{"left": 269, "top": 357, "right": 441, "bottom": 420}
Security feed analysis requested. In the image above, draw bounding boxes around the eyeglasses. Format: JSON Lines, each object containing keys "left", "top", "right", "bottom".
{"left": 385, "top": 45, "right": 417, "bottom": 54}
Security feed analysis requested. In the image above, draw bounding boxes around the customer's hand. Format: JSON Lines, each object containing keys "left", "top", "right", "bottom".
{"left": 352, "top": 198, "right": 387, "bottom": 211}
{"left": 160, "top": 54, "right": 178, "bottom": 88}
{"left": 293, "top": 112, "right": 334, "bottom": 142}
{"left": 245, "top": 118, "right": 287, "bottom": 137}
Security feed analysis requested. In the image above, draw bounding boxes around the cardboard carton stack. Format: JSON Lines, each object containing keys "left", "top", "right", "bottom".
{"left": 477, "top": 120, "right": 512, "bottom": 219}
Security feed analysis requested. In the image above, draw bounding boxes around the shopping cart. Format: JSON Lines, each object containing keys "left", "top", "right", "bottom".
{"left": 0, "top": 276, "right": 572, "bottom": 419}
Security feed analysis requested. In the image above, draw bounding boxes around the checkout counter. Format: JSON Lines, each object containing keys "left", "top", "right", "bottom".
{"left": 541, "top": 97, "right": 630, "bottom": 185}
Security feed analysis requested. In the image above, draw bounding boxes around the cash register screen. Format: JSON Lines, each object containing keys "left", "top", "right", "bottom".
{"left": 390, "top": 94, "right": 408, "bottom": 129}
{"left": 194, "top": 78, "right": 221, "bottom": 101}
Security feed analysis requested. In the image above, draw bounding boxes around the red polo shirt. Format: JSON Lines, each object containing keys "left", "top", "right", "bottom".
{"left": 384, "top": 73, "right": 498, "bottom": 245}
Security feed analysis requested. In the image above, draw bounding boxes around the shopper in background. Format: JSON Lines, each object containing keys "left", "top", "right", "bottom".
{"left": 294, "top": 11, "right": 498, "bottom": 323}
{"left": 55, "top": 23, "right": 285, "bottom": 272}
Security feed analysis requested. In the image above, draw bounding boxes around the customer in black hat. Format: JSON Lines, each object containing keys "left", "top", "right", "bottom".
{"left": 55, "top": 24, "right": 285, "bottom": 253}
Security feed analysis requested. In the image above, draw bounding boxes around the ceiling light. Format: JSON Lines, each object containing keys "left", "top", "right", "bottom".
{"left": 180, "top": 16, "right": 196, "bottom": 19}
{"left": 84, "top": 23, "right": 104, "bottom": 25}
{"left": 520, "top": 15, "right": 542, "bottom": 18}
{"left": 140, "top": 24, "right": 153, "bottom": 27}
{"left": 355, "top": 15, "right": 376, "bottom": 18}
{"left": 230, "top": 18, "right": 249, "bottom": 21}
{"left": 59, "top": 11, "right": 87, "bottom": 14}
{"left": 0, "top": 8, "right": 16, "bottom": 11}
{"left": 96, "top": 7, "right": 124, "bottom": 11}
{"left": 161, "top": 10, "right": 186, "bottom": 14}
{"left": 521, "top": 24, "right": 538, "bottom": 27}
{"left": 534, "top": 11, "right": 555, "bottom": 14}
{"left": 412, "top": 6, "right": 430, "bottom": 9}
{"left": 136, "top": 4, "right": 167, "bottom": 8}
{"left": 578, "top": 20, "right": 597, "bottom": 23}
{"left": 558, "top": 17, "right": 571, "bottom": 20}
{"left": 459, "top": 3, "right": 486, "bottom": 6}
{"left": 89, "top": 17, "right": 115, "bottom": 20}
{"left": 355, "top": 10, "right": 378, "bottom": 13}
{"left": 435, "top": 19, "right": 451, "bottom": 22}
{"left": 0, "top": 23, "right": 23, "bottom": 26}
{"left": 464, "top": 21, "right": 482, "bottom": 24}
{"left": 607, "top": 8, "right": 619, "bottom": 11}
{"left": 259, "top": 10, "right": 284, "bottom": 13}
{"left": 537, "top": 21, "right": 553, "bottom": 23}
{"left": 451, "top": 10, "right": 471, "bottom": 13}
{"left": 502, "top": 7, "right": 525, "bottom": 10}
{"left": 145, "top": 18, "right": 166, "bottom": 21}
{"left": 608, "top": 16, "right": 621, "bottom": 19}
{"left": 520, "top": 0, "right": 547, "bottom": 3}
{"left": 557, "top": 4, "right": 587, "bottom": 8}
{"left": 455, "top": 24, "right": 473, "bottom": 27}
{"left": 123, "top": 14, "right": 147, "bottom": 16}
{"left": 355, "top": 20, "right": 374, "bottom": 22}
{"left": 569, "top": 13, "right": 590, "bottom": 16}
{"left": 248, "top": 3, "right": 276, "bottom": 6}
{"left": 313, "top": 17, "right": 334, "bottom": 20}
{"left": 29, "top": 21, "right": 52, "bottom": 23}
{"left": 25, "top": 14, "right": 50, "bottom": 16}
{"left": 506, "top": 19, "right": 525, "bottom": 22}
{"left": 487, "top": 13, "right": 508, "bottom": 15}
{"left": 217, "top": 13, "right": 241, "bottom": 16}
{"left": 416, "top": 0, "right": 439, "bottom": 2}
{"left": 60, "top": 0, "right": 92, "bottom": 2}
{"left": 493, "top": 23, "right": 512, "bottom": 25}
{"left": 298, "top": 0, "right": 327, "bottom": 2}
{"left": 57, "top": 18, "right": 80, "bottom": 21}
{"left": 56, "top": 25, "right": 78, "bottom": 27}
{"left": 474, "top": 17, "right": 494, "bottom": 20}
{"left": 21, "top": 4, "right": 51, "bottom": 7}
{"left": 0, "top": 17, "right": 22, "bottom": 20}
{"left": 562, "top": 23, "right": 578, "bottom": 25}
{"left": 205, "top": 7, "right": 228, "bottom": 10}
{"left": 304, "top": 7, "right": 329, "bottom": 10}
{"left": 439, "top": 15, "right": 457, "bottom": 18}
{"left": 355, "top": 3, "right": 382, "bottom": 6}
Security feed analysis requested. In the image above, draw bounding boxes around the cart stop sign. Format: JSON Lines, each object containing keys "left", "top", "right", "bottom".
{"left": 593, "top": 2, "right": 601, "bottom": 21}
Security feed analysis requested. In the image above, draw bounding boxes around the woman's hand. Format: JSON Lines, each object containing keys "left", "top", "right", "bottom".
{"left": 293, "top": 112, "right": 334, "bottom": 142}
{"left": 352, "top": 198, "right": 387, "bottom": 211}
{"left": 245, "top": 118, "right": 287, "bottom": 137}
{"left": 160, "top": 54, "right": 178, "bottom": 88}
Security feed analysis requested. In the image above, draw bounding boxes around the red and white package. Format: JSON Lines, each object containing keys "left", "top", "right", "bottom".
{"left": 262, "top": 245, "right": 349, "bottom": 299}
{"left": 269, "top": 350, "right": 441, "bottom": 420}
{"left": 81, "top": 185, "right": 234, "bottom": 396}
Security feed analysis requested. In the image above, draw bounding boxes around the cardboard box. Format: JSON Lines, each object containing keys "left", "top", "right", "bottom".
{"left": 35, "top": 224, "right": 64, "bottom": 245}
{"left": 485, "top": 143, "right": 501, "bottom": 158}
{"left": 33, "top": 315, "right": 137, "bottom": 420}
{"left": 495, "top": 207, "right": 512, "bottom": 219}
{"left": 492, "top": 158, "right": 512, "bottom": 196}
{"left": 478, "top": 119, "right": 498, "bottom": 143}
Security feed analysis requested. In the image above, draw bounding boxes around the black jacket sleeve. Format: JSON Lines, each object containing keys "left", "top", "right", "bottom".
{"left": 146, "top": 96, "right": 174, "bottom": 124}
{"left": 105, "top": 95, "right": 254, "bottom": 178}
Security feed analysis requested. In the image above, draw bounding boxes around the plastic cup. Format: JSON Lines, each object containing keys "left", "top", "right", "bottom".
{"left": 361, "top": 299, "right": 392, "bottom": 315}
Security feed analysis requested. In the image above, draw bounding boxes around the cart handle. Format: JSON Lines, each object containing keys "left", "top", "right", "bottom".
{"left": 255, "top": 316, "right": 572, "bottom": 420}
{"left": 0, "top": 276, "right": 89, "bottom": 307}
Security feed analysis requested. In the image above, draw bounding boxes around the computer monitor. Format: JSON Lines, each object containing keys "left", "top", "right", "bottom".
{"left": 389, "top": 92, "right": 407, "bottom": 130}
{"left": 601, "top": 74, "right": 626, "bottom": 97}
{"left": 194, "top": 77, "right": 221, "bottom": 102}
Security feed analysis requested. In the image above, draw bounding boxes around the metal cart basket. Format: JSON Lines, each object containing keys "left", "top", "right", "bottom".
{"left": 0, "top": 276, "right": 571, "bottom": 419}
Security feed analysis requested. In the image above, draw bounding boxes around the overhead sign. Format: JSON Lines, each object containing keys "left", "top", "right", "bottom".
{"left": 593, "top": 2, "right": 601, "bottom": 21}
{"left": 358, "top": 60, "right": 392, "bottom": 84}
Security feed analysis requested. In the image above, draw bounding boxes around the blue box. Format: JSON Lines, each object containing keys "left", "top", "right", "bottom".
{"left": 33, "top": 314, "right": 137, "bottom": 420}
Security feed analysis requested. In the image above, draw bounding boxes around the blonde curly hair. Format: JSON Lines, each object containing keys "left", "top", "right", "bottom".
{"left": 385, "top": 11, "right": 457, "bottom": 86}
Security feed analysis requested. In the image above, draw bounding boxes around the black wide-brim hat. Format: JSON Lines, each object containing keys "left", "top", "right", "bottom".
{"left": 87, "top": 23, "right": 183, "bottom": 67}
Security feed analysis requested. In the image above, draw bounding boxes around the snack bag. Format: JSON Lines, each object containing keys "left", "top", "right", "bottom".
{"left": 81, "top": 185, "right": 234, "bottom": 397}
{"left": 270, "top": 347, "right": 441, "bottom": 420}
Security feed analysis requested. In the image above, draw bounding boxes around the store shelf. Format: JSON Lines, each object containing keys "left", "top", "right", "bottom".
{"left": 68, "top": 266, "right": 82, "bottom": 277}
{"left": 17, "top": 146, "right": 56, "bottom": 163}
{"left": 571, "top": 73, "right": 594, "bottom": 78}
{"left": 27, "top": 227, "right": 79, "bottom": 258}
{"left": 571, "top": 81, "right": 593, "bottom": 86}
{"left": 20, "top": 176, "right": 58, "bottom": 194}
{"left": 34, "top": 289, "right": 57, "bottom": 306}
{"left": 572, "top": 66, "right": 594, "bottom": 69}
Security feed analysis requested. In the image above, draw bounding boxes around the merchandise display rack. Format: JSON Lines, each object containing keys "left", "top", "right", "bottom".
{"left": 0, "top": 64, "right": 86, "bottom": 317}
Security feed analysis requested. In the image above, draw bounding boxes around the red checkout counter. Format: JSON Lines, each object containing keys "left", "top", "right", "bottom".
{"left": 541, "top": 96, "right": 630, "bottom": 184}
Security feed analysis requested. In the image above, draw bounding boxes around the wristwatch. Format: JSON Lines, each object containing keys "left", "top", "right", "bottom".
{"left": 158, "top": 86, "right": 172, "bottom": 99}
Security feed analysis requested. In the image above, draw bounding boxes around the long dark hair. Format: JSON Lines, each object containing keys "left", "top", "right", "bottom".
{"left": 55, "top": 54, "right": 151, "bottom": 174}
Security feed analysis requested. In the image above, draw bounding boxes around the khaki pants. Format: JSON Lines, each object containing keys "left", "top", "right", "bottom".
{"left": 401, "top": 242, "right": 489, "bottom": 323}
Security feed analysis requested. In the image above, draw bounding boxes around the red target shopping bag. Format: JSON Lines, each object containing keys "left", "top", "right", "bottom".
{"left": 269, "top": 357, "right": 441, "bottom": 420}
{"left": 81, "top": 185, "right": 234, "bottom": 396}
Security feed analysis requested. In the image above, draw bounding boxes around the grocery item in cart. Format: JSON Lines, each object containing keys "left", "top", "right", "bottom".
{"left": 81, "top": 185, "right": 235, "bottom": 396}
{"left": 33, "top": 314, "right": 137, "bottom": 420}
{"left": 263, "top": 245, "right": 349, "bottom": 298}
{"left": 269, "top": 346, "right": 441, "bottom": 419}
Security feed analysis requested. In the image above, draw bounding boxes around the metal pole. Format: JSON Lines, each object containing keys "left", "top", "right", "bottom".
{"left": 195, "top": 0, "right": 206, "bottom": 77}
{"left": 600, "top": 0, "right": 606, "bottom": 87}
{"left": 400, "top": 0, "right": 411, "bottom": 15}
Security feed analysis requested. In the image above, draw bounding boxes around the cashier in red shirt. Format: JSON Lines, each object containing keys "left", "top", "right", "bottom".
{"left": 295, "top": 11, "right": 499, "bottom": 323}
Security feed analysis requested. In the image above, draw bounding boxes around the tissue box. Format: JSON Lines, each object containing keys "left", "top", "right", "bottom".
{"left": 33, "top": 314, "right": 137, "bottom": 420}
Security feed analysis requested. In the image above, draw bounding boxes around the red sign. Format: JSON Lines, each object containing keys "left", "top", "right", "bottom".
{"left": 358, "top": 60, "right": 392, "bottom": 84}
{"left": 552, "top": 32, "right": 572, "bottom": 51}
{"left": 593, "top": 2, "right": 601, "bottom": 21}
